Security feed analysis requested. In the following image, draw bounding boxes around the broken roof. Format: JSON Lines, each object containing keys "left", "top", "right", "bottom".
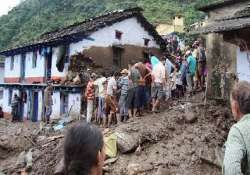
{"left": 193, "top": 4, "right": 250, "bottom": 34}
{"left": 0, "top": 7, "right": 165, "bottom": 56}
{"left": 198, "top": 0, "right": 249, "bottom": 12}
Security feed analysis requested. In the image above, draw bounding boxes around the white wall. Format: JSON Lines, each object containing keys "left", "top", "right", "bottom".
{"left": 2, "top": 88, "right": 19, "bottom": 113}
{"left": 69, "top": 17, "right": 160, "bottom": 56}
{"left": 51, "top": 91, "right": 61, "bottom": 119}
{"left": 0, "top": 66, "right": 4, "bottom": 83}
{"left": 237, "top": 48, "right": 250, "bottom": 82}
{"left": 25, "top": 51, "right": 45, "bottom": 78}
{"left": 37, "top": 91, "right": 43, "bottom": 121}
{"left": 68, "top": 93, "right": 81, "bottom": 116}
{"left": 51, "top": 47, "right": 68, "bottom": 78}
{"left": 5, "top": 55, "right": 21, "bottom": 79}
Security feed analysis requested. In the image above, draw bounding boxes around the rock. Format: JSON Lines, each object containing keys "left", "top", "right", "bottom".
{"left": 115, "top": 132, "right": 139, "bottom": 153}
{"left": 127, "top": 163, "right": 141, "bottom": 175}
{"left": 127, "top": 163, "right": 154, "bottom": 175}
{"left": 16, "top": 128, "right": 22, "bottom": 136}
{"left": 155, "top": 166, "right": 170, "bottom": 175}
{"left": 184, "top": 111, "right": 197, "bottom": 123}
{"left": 16, "top": 151, "right": 26, "bottom": 168}
{"left": 104, "top": 157, "right": 118, "bottom": 165}
{"left": 54, "top": 158, "right": 64, "bottom": 175}
{"left": 135, "top": 145, "right": 142, "bottom": 156}
{"left": 0, "top": 135, "right": 8, "bottom": 142}
{"left": 37, "top": 136, "right": 47, "bottom": 142}
{"left": 73, "top": 74, "right": 81, "bottom": 85}
{"left": 25, "top": 149, "right": 33, "bottom": 171}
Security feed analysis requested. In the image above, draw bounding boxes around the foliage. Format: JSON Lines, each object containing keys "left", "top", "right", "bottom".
{"left": 0, "top": 0, "right": 217, "bottom": 51}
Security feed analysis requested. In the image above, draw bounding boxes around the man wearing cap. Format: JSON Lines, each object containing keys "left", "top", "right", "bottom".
{"left": 186, "top": 50, "right": 196, "bottom": 96}
{"left": 118, "top": 69, "right": 129, "bottom": 122}
{"left": 44, "top": 81, "right": 53, "bottom": 124}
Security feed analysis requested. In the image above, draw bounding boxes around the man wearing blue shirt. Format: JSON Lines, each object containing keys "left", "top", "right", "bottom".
{"left": 185, "top": 50, "right": 196, "bottom": 96}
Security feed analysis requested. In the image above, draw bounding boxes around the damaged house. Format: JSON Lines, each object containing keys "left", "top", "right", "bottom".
{"left": 192, "top": 0, "right": 250, "bottom": 100}
{"left": 0, "top": 7, "right": 164, "bottom": 121}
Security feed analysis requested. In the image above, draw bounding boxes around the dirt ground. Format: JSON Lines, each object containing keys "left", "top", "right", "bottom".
{"left": 0, "top": 92, "right": 234, "bottom": 175}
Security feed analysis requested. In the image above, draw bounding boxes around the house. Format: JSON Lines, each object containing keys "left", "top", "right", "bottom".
{"left": 156, "top": 15, "right": 185, "bottom": 36}
{"left": 192, "top": 0, "right": 250, "bottom": 100}
{"left": 0, "top": 7, "right": 165, "bottom": 121}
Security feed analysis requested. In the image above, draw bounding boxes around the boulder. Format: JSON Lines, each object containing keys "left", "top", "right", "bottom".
{"left": 115, "top": 132, "right": 140, "bottom": 153}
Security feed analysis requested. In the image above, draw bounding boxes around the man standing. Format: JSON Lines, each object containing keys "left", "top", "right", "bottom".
{"left": 223, "top": 81, "right": 250, "bottom": 175}
{"left": 185, "top": 50, "right": 196, "bottom": 97}
{"left": 197, "top": 42, "right": 207, "bottom": 90}
{"left": 94, "top": 72, "right": 107, "bottom": 125}
{"left": 151, "top": 55, "right": 166, "bottom": 113}
{"left": 127, "top": 60, "right": 141, "bottom": 118}
{"left": 85, "top": 73, "right": 96, "bottom": 123}
{"left": 44, "top": 82, "right": 53, "bottom": 124}
{"left": 11, "top": 93, "right": 20, "bottom": 122}
{"left": 105, "top": 71, "right": 119, "bottom": 127}
{"left": 118, "top": 69, "right": 129, "bottom": 121}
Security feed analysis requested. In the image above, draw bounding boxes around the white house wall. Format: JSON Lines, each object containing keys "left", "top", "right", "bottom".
{"left": 69, "top": 17, "right": 160, "bottom": 56}
{"left": 51, "top": 47, "right": 68, "bottom": 79}
{"left": 5, "top": 55, "right": 21, "bottom": 79}
{"left": 2, "top": 88, "right": 19, "bottom": 113}
{"left": 51, "top": 91, "right": 61, "bottom": 119}
{"left": 25, "top": 51, "right": 45, "bottom": 79}
{"left": 68, "top": 93, "right": 81, "bottom": 117}
{"left": 237, "top": 48, "right": 250, "bottom": 82}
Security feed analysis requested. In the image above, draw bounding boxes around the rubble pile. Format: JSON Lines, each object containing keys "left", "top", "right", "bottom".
{"left": 0, "top": 93, "right": 234, "bottom": 175}
{"left": 61, "top": 51, "right": 102, "bottom": 86}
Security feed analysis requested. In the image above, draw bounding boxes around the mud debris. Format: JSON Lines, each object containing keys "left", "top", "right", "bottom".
{"left": 0, "top": 93, "right": 234, "bottom": 175}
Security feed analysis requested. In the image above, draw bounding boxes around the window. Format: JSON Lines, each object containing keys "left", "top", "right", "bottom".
{"left": 8, "top": 89, "right": 13, "bottom": 105}
{"left": 144, "top": 38, "right": 150, "bottom": 46}
{"left": 115, "top": 30, "right": 123, "bottom": 40}
{"left": 64, "top": 44, "right": 70, "bottom": 63}
{"left": 32, "top": 51, "right": 37, "bottom": 68}
{"left": 10, "top": 56, "right": 14, "bottom": 70}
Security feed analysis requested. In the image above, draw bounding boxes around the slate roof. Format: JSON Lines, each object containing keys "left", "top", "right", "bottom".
{"left": 0, "top": 7, "right": 165, "bottom": 56}
{"left": 192, "top": 4, "right": 250, "bottom": 34}
{"left": 198, "top": 0, "right": 249, "bottom": 12}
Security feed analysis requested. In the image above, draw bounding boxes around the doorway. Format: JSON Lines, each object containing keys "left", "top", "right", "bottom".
{"left": 20, "top": 90, "right": 27, "bottom": 121}
{"left": 31, "top": 91, "right": 39, "bottom": 122}
{"left": 113, "top": 47, "right": 124, "bottom": 67}
{"left": 60, "top": 92, "right": 69, "bottom": 116}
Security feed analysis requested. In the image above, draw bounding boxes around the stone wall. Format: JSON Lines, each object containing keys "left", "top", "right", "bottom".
{"left": 206, "top": 33, "right": 237, "bottom": 100}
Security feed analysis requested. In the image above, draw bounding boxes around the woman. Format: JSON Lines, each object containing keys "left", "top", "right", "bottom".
{"left": 64, "top": 123, "right": 105, "bottom": 175}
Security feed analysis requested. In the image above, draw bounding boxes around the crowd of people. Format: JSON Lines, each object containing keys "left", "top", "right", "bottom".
{"left": 84, "top": 40, "right": 207, "bottom": 127}
{"left": 65, "top": 80, "right": 250, "bottom": 175}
